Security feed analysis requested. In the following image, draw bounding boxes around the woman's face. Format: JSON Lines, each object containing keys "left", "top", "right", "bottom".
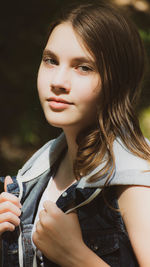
{"left": 37, "top": 22, "right": 101, "bottom": 133}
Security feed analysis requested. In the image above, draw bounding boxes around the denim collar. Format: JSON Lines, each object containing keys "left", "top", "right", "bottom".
{"left": 17, "top": 133, "right": 150, "bottom": 189}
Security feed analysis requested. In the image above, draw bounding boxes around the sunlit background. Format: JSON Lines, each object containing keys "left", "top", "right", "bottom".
{"left": 0, "top": 0, "right": 150, "bottom": 176}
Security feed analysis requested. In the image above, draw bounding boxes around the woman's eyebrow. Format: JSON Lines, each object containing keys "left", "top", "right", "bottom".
{"left": 42, "top": 49, "right": 95, "bottom": 66}
{"left": 71, "top": 57, "right": 95, "bottom": 66}
{"left": 42, "top": 49, "right": 58, "bottom": 59}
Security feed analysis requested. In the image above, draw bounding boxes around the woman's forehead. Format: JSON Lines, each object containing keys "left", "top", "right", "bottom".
{"left": 45, "top": 22, "right": 96, "bottom": 63}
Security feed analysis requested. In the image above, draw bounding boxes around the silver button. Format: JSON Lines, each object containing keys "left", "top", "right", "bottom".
{"left": 93, "top": 245, "right": 99, "bottom": 251}
{"left": 40, "top": 256, "right": 43, "bottom": 261}
{"left": 40, "top": 263, "right": 44, "bottom": 267}
{"left": 36, "top": 249, "right": 43, "bottom": 260}
{"left": 62, "top": 191, "right": 67, "bottom": 197}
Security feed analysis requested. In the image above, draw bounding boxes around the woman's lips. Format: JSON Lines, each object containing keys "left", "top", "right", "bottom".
{"left": 47, "top": 97, "right": 73, "bottom": 110}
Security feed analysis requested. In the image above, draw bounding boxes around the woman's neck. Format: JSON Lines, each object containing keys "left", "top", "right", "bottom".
{"left": 54, "top": 130, "right": 78, "bottom": 185}
{"left": 63, "top": 128, "right": 78, "bottom": 165}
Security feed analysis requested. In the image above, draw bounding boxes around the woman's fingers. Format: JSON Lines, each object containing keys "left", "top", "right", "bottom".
{"left": 0, "top": 221, "right": 15, "bottom": 233}
{"left": 0, "top": 176, "right": 22, "bottom": 234}
{"left": 33, "top": 201, "right": 83, "bottom": 265}
{"left": 0, "top": 201, "right": 21, "bottom": 216}
{"left": 0, "top": 212, "right": 20, "bottom": 227}
{"left": 0, "top": 201, "right": 21, "bottom": 234}
{"left": 0, "top": 192, "right": 22, "bottom": 208}
{"left": 43, "top": 200, "right": 62, "bottom": 217}
{"left": 4, "top": 176, "right": 13, "bottom": 192}
{"left": 0, "top": 198, "right": 21, "bottom": 234}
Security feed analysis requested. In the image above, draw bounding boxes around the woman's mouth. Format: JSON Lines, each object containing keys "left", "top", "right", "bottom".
{"left": 47, "top": 97, "right": 73, "bottom": 110}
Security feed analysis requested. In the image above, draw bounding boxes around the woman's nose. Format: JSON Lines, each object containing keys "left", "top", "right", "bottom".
{"left": 50, "top": 67, "right": 71, "bottom": 93}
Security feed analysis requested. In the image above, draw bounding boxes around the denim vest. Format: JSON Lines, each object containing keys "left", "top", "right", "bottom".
{"left": 1, "top": 174, "right": 138, "bottom": 267}
{"left": 1, "top": 134, "right": 150, "bottom": 267}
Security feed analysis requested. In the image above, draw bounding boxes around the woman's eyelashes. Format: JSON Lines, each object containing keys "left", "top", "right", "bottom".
{"left": 77, "top": 65, "right": 93, "bottom": 73}
{"left": 42, "top": 57, "right": 94, "bottom": 74}
{"left": 43, "top": 57, "right": 58, "bottom": 65}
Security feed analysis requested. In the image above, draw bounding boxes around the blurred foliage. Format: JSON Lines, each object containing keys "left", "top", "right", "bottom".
{"left": 0, "top": 0, "right": 150, "bottom": 176}
{"left": 140, "top": 29, "right": 150, "bottom": 41}
{"left": 139, "top": 107, "right": 150, "bottom": 140}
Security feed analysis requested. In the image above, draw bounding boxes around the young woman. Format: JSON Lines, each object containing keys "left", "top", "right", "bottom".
{"left": 0, "top": 1, "right": 150, "bottom": 266}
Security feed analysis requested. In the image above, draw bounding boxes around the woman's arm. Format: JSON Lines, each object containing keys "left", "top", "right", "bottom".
{"left": 33, "top": 201, "right": 110, "bottom": 267}
{"left": 118, "top": 185, "right": 150, "bottom": 267}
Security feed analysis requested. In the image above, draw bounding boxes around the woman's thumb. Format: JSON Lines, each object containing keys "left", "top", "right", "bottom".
{"left": 4, "top": 176, "right": 13, "bottom": 192}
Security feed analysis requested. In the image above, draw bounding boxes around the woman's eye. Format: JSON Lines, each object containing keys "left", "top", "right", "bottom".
{"left": 43, "top": 57, "right": 58, "bottom": 65}
{"left": 78, "top": 65, "right": 92, "bottom": 73}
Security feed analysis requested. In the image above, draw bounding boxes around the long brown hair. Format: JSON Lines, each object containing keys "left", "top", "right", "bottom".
{"left": 47, "top": 1, "right": 150, "bottom": 183}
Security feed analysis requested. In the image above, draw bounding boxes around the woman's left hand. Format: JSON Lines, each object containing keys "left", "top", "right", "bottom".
{"left": 32, "top": 200, "right": 84, "bottom": 266}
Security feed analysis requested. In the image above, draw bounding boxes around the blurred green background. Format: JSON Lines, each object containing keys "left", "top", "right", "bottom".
{"left": 0, "top": 0, "right": 150, "bottom": 176}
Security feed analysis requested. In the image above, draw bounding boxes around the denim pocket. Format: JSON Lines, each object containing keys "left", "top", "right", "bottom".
{"left": 82, "top": 230, "right": 120, "bottom": 266}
